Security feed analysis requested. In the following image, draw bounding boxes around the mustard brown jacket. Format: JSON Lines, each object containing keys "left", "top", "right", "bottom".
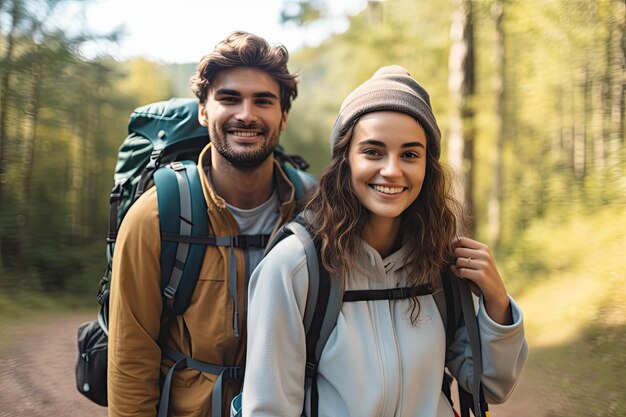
{"left": 107, "top": 144, "right": 302, "bottom": 417}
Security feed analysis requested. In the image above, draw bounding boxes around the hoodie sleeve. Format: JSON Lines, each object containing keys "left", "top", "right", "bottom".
{"left": 242, "top": 235, "right": 310, "bottom": 417}
{"left": 446, "top": 295, "right": 529, "bottom": 404}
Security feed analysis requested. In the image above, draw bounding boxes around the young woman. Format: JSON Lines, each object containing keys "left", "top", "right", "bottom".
{"left": 242, "top": 66, "right": 528, "bottom": 417}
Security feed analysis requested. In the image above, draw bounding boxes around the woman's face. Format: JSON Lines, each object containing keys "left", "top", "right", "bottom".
{"left": 348, "top": 111, "right": 427, "bottom": 225}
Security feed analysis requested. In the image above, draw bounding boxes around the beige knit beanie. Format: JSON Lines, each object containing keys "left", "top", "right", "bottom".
{"left": 330, "top": 65, "right": 441, "bottom": 159}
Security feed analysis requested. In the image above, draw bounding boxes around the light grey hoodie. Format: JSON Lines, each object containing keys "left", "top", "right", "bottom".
{"left": 243, "top": 235, "right": 528, "bottom": 417}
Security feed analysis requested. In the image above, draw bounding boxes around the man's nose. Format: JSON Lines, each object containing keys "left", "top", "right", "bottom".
{"left": 235, "top": 100, "right": 258, "bottom": 124}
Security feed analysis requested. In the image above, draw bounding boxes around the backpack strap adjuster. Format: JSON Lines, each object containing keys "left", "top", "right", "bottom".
{"left": 388, "top": 287, "right": 407, "bottom": 300}
{"left": 170, "top": 161, "right": 185, "bottom": 171}
{"left": 226, "top": 366, "right": 243, "bottom": 380}
{"left": 163, "top": 285, "right": 176, "bottom": 300}
{"left": 305, "top": 360, "right": 317, "bottom": 377}
{"left": 231, "top": 234, "right": 271, "bottom": 249}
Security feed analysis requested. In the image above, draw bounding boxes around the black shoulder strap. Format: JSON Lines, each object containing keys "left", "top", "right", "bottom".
{"left": 438, "top": 267, "right": 461, "bottom": 352}
{"left": 455, "top": 277, "right": 490, "bottom": 417}
{"left": 267, "top": 214, "right": 341, "bottom": 417}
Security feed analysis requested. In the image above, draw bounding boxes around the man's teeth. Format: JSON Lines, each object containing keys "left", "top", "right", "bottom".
{"left": 372, "top": 185, "right": 404, "bottom": 194}
{"left": 232, "top": 131, "right": 258, "bottom": 137}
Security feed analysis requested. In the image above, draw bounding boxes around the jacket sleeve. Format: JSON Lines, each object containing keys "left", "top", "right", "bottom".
{"left": 446, "top": 295, "right": 529, "bottom": 404}
{"left": 242, "top": 236, "right": 310, "bottom": 417}
{"left": 108, "top": 188, "right": 163, "bottom": 417}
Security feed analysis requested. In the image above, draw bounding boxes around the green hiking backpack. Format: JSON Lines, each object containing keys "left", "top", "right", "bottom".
{"left": 75, "top": 98, "right": 316, "bottom": 409}
{"left": 231, "top": 213, "right": 489, "bottom": 417}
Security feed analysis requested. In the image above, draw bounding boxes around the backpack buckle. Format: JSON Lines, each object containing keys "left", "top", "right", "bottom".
{"left": 110, "top": 187, "right": 124, "bottom": 202}
{"left": 227, "top": 366, "right": 243, "bottom": 380}
{"left": 305, "top": 361, "right": 317, "bottom": 377}
{"left": 163, "top": 285, "right": 176, "bottom": 300}
{"left": 232, "top": 234, "right": 269, "bottom": 248}
{"left": 388, "top": 287, "right": 407, "bottom": 300}
{"left": 147, "top": 149, "right": 163, "bottom": 169}
{"left": 232, "top": 235, "right": 247, "bottom": 248}
{"left": 170, "top": 161, "right": 185, "bottom": 171}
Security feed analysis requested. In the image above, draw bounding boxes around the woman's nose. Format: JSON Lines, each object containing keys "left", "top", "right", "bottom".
{"left": 380, "top": 157, "right": 402, "bottom": 178}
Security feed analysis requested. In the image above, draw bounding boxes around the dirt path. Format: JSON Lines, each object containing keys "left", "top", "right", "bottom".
{"left": 0, "top": 312, "right": 560, "bottom": 417}
{"left": 0, "top": 313, "right": 107, "bottom": 417}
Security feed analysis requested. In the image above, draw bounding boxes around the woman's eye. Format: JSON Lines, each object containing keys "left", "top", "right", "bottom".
{"left": 363, "top": 149, "right": 381, "bottom": 156}
{"left": 403, "top": 151, "right": 420, "bottom": 159}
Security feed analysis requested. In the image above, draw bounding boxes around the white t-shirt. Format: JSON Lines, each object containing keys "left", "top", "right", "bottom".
{"left": 227, "top": 190, "right": 280, "bottom": 276}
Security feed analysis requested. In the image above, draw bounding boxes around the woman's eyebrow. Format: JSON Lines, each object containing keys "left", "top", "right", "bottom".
{"left": 359, "top": 139, "right": 385, "bottom": 147}
{"left": 358, "top": 139, "right": 425, "bottom": 149}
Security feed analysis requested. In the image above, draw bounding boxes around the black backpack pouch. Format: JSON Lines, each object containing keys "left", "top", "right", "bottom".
{"left": 75, "top": 319, "right": 108, "bottom": 406}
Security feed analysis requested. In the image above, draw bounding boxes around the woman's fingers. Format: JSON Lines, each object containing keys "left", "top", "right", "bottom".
{"left": 451, "top": 236, "right": 512, "bottom": 324}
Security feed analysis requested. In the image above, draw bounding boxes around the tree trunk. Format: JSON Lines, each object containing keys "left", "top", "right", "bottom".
{"left": 612, "top": 1, "right": 626, "bottom": 154}
{"left": 488, "top": 0, "right": 504, "bottom": 248}
{"left": 0, "top": 0, "right": 21, "bottom": 204}
{"left": 448, "top": 0, "right": 476, "bottom": 234}
{"left": 23, "top": 57, "right": 42, "bottom": 203}
{"left": 0, "top": 0, "right": 22, "bottom": 278}
{"left": 573, "top": 65, "right": 590, "bottom": 180}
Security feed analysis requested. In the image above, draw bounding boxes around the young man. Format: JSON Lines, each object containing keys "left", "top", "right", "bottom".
{"left": 107, "top": 31, "right": 307, "bottom": 417}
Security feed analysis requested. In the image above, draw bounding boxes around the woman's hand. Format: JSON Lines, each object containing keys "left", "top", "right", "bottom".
{"left": 451, "top": 236, "right": 513, "bottom": 325}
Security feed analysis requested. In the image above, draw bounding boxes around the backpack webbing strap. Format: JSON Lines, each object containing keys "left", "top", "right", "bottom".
{"left": 436, "top": 268, "right": 460, "bottom": 410}
{"left": 165, "top": 163, "right": 192, "bottom": 309}
{"left": 228, "top": 245, "right": 240, "bottom": 338}
{"left": 281, "top": 220, "right": 321, "bottom": 332}
{"left": 107, "top": 180, "right": 126, "bottom": 243}
{"left": 454, "top": 278, "right": 489, "bottom": 417}
{"left": 227, "top": 233, "right": 271, "bottom": 338}
{"left": 155, "top": 161, "right": 208, "bottom": 315}
{"left": 342, "top": 285, "right": 434, "bottom": 302}
{"left": 283, "top": 222, "right": 342, "bottom": 417}
{"left": 269, "top": 218, "right": 336, "bottom": 417}
{"left": 442, "top": 270, "right": 458, "bottom": 348}
{"left": 158, "top": 347, "right": 242, "bottom": 417}
{"left": 161, "top": 233, "right": 270, "bottom": 247}
{"left": 282, "top": 164, "right": 316, "bottom": 202}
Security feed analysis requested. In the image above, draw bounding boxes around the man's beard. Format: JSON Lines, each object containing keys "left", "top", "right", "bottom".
{"left": 210, "top": 122, "right": 278, "bottom": 169}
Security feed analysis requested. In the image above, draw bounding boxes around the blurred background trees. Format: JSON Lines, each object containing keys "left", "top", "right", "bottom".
{"left": 0, "top": 0, "right": 622, "bottom": 295}
{"left": 0, "top": 0, "right": 624, "bottom": 413}
{"left": 0, "top": 0, "right": 622, "bottom": 300}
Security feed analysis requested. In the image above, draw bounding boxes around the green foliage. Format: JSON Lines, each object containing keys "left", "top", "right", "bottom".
{"left": 0, "top": 0, "right": 176, "bottom": 294}
{"left": 496, "top": 202, "right": 626, "bottom": 414}
{"left": 0, "top": 0, "right": 622, "bottom": 411}
{"left": 282, "top": 0, "right": 454, "bottom": 175}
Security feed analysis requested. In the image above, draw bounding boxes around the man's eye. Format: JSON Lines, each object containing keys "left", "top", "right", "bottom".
{"left": 256, "top": 99, "right": 273, "bottom": 105}
{"left": 221, "top": 97, "right": 239, "bottom": 103}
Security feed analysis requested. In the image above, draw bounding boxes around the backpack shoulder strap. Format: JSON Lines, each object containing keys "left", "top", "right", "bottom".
{"left": 434, "top": 267, "right": 461, "bottom": 351}
{"left": 277, "top": 212, "right": 341, "bottom": 417}
{"left": 454, "top": 276, "right": 489, "bottom": 417}
{"left": 154, "top": 160, "right": 208, "bottom": 315}
{"left": 282, "top": 164, "right": 317, "bottom": 202}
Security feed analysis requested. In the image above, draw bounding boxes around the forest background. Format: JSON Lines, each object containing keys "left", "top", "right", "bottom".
{"left": 0, "top": 0, "right": 624, "bottom": 415}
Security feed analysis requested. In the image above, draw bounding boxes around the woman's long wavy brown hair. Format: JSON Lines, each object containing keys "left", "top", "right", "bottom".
{"left": 305, "top": 118, "right": 464, "bottom": 293}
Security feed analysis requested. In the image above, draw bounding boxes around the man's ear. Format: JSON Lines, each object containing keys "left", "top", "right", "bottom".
{"left": 198, "top": 102, "right": 208, "bottom": 127}
{"left": 280, "top": 111, "right": 289, "bottom": 131}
